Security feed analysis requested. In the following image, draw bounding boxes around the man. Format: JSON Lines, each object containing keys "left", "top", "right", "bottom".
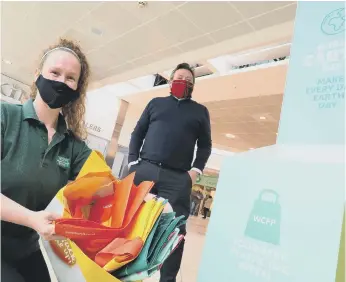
{"left": 195, "top": 188, "right": 204, "bottom": 216}
{"left": 190, "top": 189, "right": 198, "bottom": 216}
{"left": 203, "top": 195, "right": 213, "bottom": 219}
{"left": 128, "top": 63, "right": 212, "bottom": 282}
{"left": 190, "top": 186, "right": 204, "bottom": 216}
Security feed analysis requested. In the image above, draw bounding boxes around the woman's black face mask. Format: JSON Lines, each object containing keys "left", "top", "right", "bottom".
{"left": 35, "top": 74, "right": 80, "bottom": 109}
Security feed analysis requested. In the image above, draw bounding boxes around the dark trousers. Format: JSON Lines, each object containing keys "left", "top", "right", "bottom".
{"left": 1, "top": 249, "right": 51, "bottom": 282}
{"left": 190, "top": 200, "right": 197, "bottom": 215}
{"left": 129, "top": 160, "right": 192, "bottom": 282}
{"left": 203, "top": 207, "right": 210, "bottom": 219}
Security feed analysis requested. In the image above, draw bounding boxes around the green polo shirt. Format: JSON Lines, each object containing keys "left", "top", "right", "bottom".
{"left": 1, "top": 99, "right": 91, "bottom": 258}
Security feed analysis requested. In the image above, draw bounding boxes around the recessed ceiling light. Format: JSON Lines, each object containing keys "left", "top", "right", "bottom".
{"left": 249, "top": 147, "right": 254, "bottom": 150}
{"left": 2, "top": 59, "right": 12, "bottom": 65}
{"left": 91, "top": 27, "right": 103, "bottom": 36}
{"left": 276, "top": 132, "right": 278, "bottom": 135}
{"left": 259, "top": 116, "right": 266, "bottom": 120}
{"left": 225, "top": 133, "right": 236, "bottom": 139}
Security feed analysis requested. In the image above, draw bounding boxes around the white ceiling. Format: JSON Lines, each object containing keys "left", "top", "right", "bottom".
{"left": 1, "top": 1, "right": 298, "bottom": 172}
{"left": 1, "top": 1, "right": 297, "bottom": 88}
{"left": 88, "top": 41, "right": 291, "bottom": 97}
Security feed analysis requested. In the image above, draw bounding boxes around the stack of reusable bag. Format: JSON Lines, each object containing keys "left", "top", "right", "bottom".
{"left": 41, "top": 151, "right": 185, "bottom": 282}
{"left": 114, "top": 209, "right": 186, "bottom": 281}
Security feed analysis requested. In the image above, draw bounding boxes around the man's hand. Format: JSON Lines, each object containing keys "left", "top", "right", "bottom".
{"left": 188, "top": 170, "right": 199, "bottom": 185}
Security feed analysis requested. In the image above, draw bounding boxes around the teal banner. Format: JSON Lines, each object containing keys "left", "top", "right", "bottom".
{"left": 277, "top": 2, "right": 345, "bottom": 145}
{"left": 198, "top": 2, "right": 345, "bottom": 282}
{"left": 199, "top": 150, "right": 344, "bottom": 282}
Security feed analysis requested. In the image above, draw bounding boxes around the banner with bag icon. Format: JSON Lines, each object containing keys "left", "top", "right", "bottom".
{"left": 198, "top": 1, "right": 345, "bottom": 282}
{"left": 42, "top": 151, "right": 186, "bottom": 282}
{"left": 244, "top": 189, "right": 281, "bottom": 245}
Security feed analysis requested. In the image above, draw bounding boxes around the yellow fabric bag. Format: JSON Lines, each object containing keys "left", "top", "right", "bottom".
{"left": 104, "top": 198, "right": 165, "bottom": 272}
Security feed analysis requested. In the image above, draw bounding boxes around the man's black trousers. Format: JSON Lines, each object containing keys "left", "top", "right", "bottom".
{"left": 129, "top": 160, "right": 192, "bottom": 282}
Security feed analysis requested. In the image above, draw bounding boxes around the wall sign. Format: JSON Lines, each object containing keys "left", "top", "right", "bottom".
{"left": 84, "top": 122, "right": 102, "bottom": 134}
{"left": 84, "top": 88, "right": 120, "bottom": 141}
{"left": 1, "top": 74, "right": 30, "bottom": 104}
{"left": 195, "top": 175, "right": 218, "bottom": 188}
{"left": 85, "top": 133, "right": 109, "bottom": 157}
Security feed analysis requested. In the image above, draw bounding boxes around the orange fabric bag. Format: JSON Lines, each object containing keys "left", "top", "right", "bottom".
{"left": 54, "top": 174, "right": 153, "bottom": 262}
{"left": 52, "top": 151, "right": 154, "bottom": 268}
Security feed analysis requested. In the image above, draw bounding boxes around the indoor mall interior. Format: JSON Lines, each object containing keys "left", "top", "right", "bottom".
{"left": 1, "top": 1, "right": 344, "bottom": 282}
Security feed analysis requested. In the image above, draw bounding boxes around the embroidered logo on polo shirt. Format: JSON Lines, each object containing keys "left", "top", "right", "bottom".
{"left": 57, "top": 156, "right": 70, "bottom": 169}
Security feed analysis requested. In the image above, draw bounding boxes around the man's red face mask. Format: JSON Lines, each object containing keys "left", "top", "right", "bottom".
{"left": 170, "top": 80, "right": 194, "bottom": 99}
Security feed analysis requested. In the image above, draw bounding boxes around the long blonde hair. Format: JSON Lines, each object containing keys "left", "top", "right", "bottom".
{"left": 30, "top": 38, "right": 90, "bottom": 140}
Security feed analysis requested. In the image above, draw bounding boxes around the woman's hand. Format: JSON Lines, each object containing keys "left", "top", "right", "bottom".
{"left": 1, "top": 194, "right": 64, "bottom": 241}
{"left": 29, "top": 211, "right": 63, "bottom": 241}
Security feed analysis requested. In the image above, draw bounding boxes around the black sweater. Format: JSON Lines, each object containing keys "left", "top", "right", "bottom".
{"left": 129, "top": 95, "right": 212, "bottom": 172}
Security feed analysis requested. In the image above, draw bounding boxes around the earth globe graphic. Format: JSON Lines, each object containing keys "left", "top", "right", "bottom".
{"left": 321, "top": 8, "right": 345, "bottom": 35}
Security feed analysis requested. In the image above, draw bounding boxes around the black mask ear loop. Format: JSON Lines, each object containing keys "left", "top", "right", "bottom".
{"left": 184, "top": 82, "right": 193, "bottom": 99}
{"left": 183, "top": 84, "right": 189, "bottom": 99}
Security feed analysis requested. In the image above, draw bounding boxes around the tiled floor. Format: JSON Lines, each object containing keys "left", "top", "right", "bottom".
{"left": 43, "top": 216, "right": 209, "bottom": 282}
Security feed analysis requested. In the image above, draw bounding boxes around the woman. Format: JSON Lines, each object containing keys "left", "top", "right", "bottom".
{"left": 1, "top": 38, "right": 92, "bottom": 282}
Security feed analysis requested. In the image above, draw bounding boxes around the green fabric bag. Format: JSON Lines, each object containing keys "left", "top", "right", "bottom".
{"left": 148, "top": 212, "right": 176, "bottom": 259}
{"left": 120, "top": 228, "right": 184, "bottom": 282}
{"left": 149, "top": 228, "right": 180, "bottom": 270}
{"left": 116, "top": 213, "right": 185, "bottom": 281}
{"left": 147, "top": 215, "right": 185, "bottom": 268}
{"left": 115, "top": 211, "right": 165, "bottom": 277}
